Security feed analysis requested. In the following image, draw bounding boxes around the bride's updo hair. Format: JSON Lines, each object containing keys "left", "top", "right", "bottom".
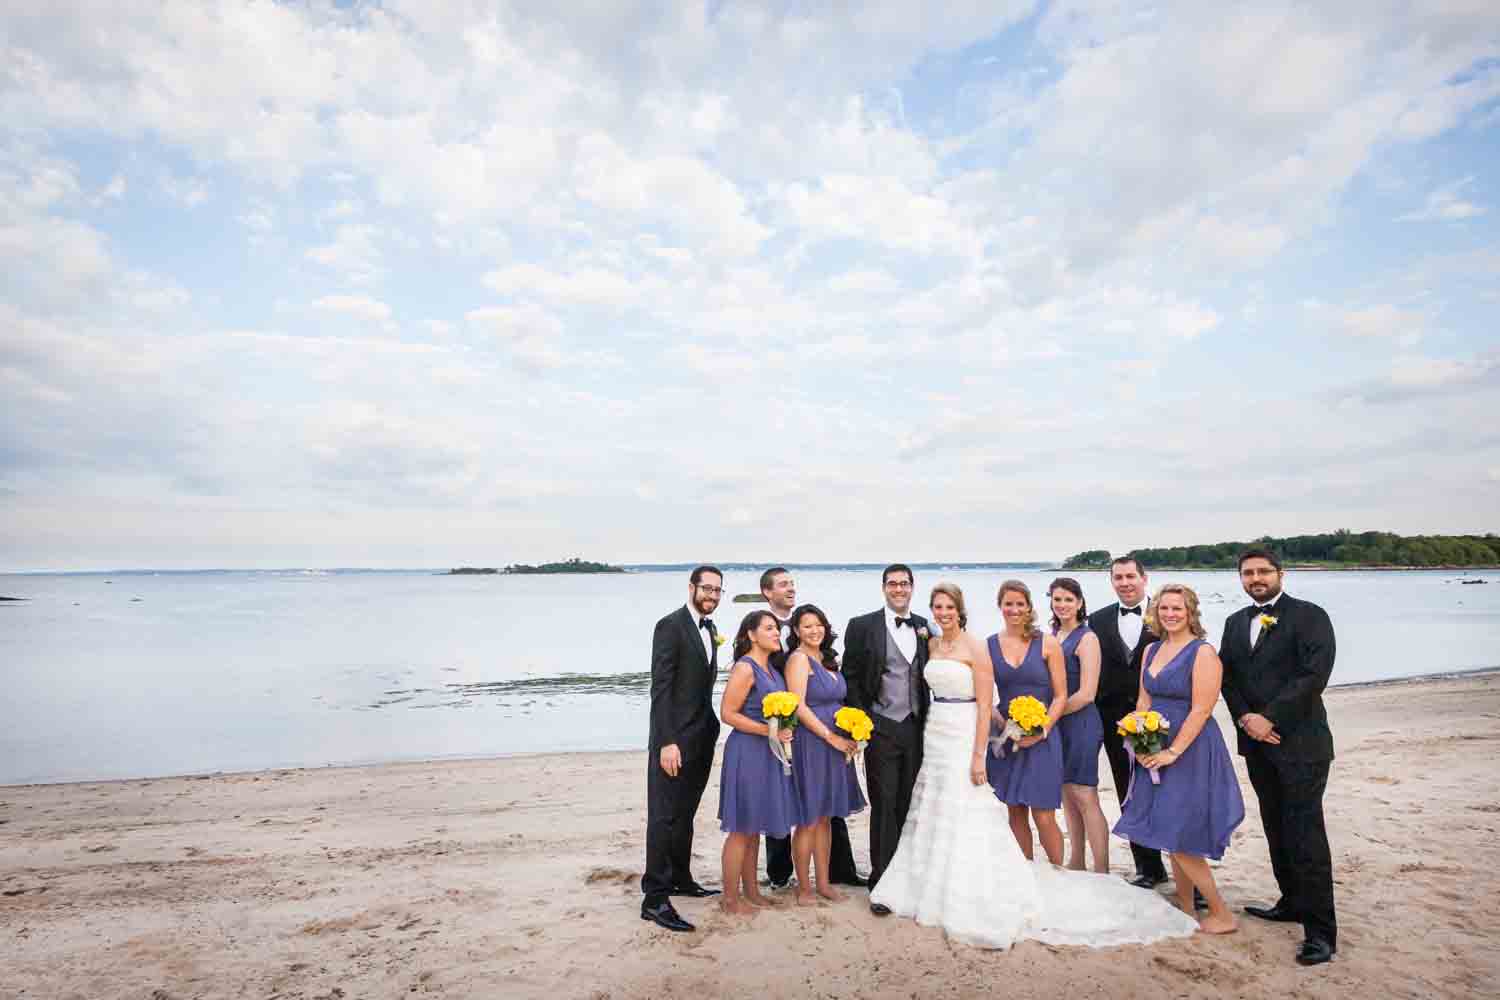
{"left": 997, "top": 580, "right": 1039, "bottom": 637}
{"left": 929, "top": 582, "right": 967, "bottom": 629}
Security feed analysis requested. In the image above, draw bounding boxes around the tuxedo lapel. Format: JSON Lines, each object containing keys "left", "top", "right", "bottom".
{"left": 1096, "top": 604, "right": 1125, "bottom": 656}
{"left": 679, "top": 607, "right": 710, "bottom": 671}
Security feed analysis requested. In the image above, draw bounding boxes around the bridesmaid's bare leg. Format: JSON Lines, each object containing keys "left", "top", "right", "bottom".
{"left": 1176, "top": 855, "right": 1236, "bottom": 934}
{"left": 814, "top": 819, "right": 843, "bottom": 901}
{"left": 1078, "top": 786, "right": 1111, "bottom": 874}
{"left": 1062, "top": 788, "right": 1086, "bottom": 870}
{"left": 742, "top": 837, "right": 770, "bottom": 906}
{"left": 1033, "top": 808, "right": 1064, "bottom": 866}
{"left": 791, "top": 825, "right": 817, "bottom": 905}
{"left": 719, "top": 834, "right": 755, "bottom": 916}
{"left": 1007, "top": 804, "right": 1034, "bottom": 859}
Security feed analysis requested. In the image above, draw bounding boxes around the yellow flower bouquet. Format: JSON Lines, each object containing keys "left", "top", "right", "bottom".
{"left": 1117, "top": 710, "right": 1172, "bottom": 787}
{"left": 990, "top": 694, "right": 1050, "bottom": 758}
{"left": 762, "top": 691, "right": 801, "bottom": 775}
{"left": 834, "top": 706, "right": 874, "bottom": 763}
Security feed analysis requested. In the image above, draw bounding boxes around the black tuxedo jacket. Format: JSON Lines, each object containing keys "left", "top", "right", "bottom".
{"left": 648, "top": 606, "right": 720, "bottom": 756}
{"left": 1220, "top": 594, "right": 1336, "bottom": 762}
{"left": 842, "top": 609, "right": 931, "bottom": 725}
{"left": 1088, "top": 602, "right": 1158, "bottom": 709}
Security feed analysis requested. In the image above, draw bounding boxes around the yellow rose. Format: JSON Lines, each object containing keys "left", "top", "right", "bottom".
{"left": 1122, "top": 714, "right": 1138, "bottom": 733}
{"left": 1144, "top": 714, "right": 1159, "bottom": 732}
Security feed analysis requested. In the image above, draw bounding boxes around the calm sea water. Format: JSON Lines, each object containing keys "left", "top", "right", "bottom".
{"left": 2, "top": 566, "right": 1497, "bottom": 785}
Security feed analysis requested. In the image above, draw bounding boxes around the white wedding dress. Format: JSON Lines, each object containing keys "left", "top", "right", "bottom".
{"left": 869, "top": 659, "right": 1200, "bottom": 949}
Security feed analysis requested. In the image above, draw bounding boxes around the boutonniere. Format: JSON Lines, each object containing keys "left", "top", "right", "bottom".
{"left": 712, "top": 631, "right": 728, "bottom": 647}
{"left": 1257, "top": 613, "right": 1278, "bottom": 630}
{"left": 916, "top": 626, "right": 931, "bottom": 640}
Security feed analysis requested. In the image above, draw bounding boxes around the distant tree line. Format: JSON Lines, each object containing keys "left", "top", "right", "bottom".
{"left": 502, "top": 558, "right": 626, "bottom": 574}
{"left": 1062, "top": 530, "right": 1500, "bottom": 570}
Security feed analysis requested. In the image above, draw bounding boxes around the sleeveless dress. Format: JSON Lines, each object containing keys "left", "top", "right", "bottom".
{"left": 986, "top": 634, "right": 1063, "bottom": 809}
{"left": 1055, "top": 625, "right": 1104, "bottom": 787}
{"left": 870, "top": 659, "right": 1199, "bottom": 949}
{"left": 790, "top": 656, "right": 867, "bottom": 820}
{"left": 1112, "top": 640, "right": 1245, "bottom": 860}
{"left": 718, "top": 657, "right": 801, "bottom": 837}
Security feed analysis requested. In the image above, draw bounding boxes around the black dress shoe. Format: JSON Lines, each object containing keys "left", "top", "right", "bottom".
{"left": 831, "top": 873, "right": 869, "bottom": 888}
{"left": 1128, "top": 872, "right": 1168, "bottom": 889}
{"left": 669, "top": 883, "right": 720, "bottom": 898}
{"left": 870, "top": 902, "right": 892, "bottom": 916}
{"left": 641, "top": 900, "right": 694, "bottom": 933}
{"left": 1244, "top": 902, "right": 1301, "bottom": 923}
{"left": 1295, "top": 939, "right": 1335, "bottom": 966}
{"left": 767, "top": 877, "right": 791, "bottom": 890}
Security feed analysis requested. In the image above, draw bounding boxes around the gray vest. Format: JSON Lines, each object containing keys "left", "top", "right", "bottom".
{"left": 875, "top": 634, "right": 914, "bottom": 723}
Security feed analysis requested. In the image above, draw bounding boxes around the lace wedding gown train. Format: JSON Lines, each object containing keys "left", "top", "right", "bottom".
{"left": 869, "top": 659, "right": 1200, "bottom": 949}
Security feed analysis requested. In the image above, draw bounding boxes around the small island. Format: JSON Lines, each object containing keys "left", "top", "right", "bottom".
{"left": 1062, "top": 530, "right": 1500, "bottom": 571}
{"left": 505, "top": 558, "right": 627, "bottom": 575}
{"left": 446, "top": 567, "right": 500, "bottom": 575}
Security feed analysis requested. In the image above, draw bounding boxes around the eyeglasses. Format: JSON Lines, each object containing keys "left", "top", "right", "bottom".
{"left": 695, "top": 584, "right": 723, "bottom": 595}
{"left": 884, "top": 580, "right": 913, "bottom": 589}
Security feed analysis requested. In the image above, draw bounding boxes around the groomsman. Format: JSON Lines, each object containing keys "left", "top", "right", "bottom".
{"left": 759, "top": 568, "right": 866, "bottom": 890}
{"left": 1087, "top": 556, "right": 1170, "bottom": 888}
{"left": 1220, "top": 548, "right": 1338, "bottom": 966}
{"left": 843, "top": 564, "right": 930, "bottom": 915}
{"left": 641, "top": 566, "right": 725, "bottom": 933}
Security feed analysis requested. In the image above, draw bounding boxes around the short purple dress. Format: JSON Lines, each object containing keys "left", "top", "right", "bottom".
{"left": 790, "top": 656, "right": 867, "bottom": 821}
{"left": 1054, "top": 625, "right": 1103, "bottom": 787}
{"left": 1112, "top": 640, "right": 1245, "bottom": 860}
{"left": 986, "top": 633, "right": 1063, "bottom": 810}
{"left": 719, "top": 657, "right": 801, "bottom": 837}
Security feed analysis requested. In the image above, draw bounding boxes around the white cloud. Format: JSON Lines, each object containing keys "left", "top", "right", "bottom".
{"left": 1398, "top": 176, "right": 1488, "bottom": 222}
{"left": 312, "top": 294, "right": 393, "bottom": 324}
{"left": 305, "top": 224, "right": 383, "bottom": 283}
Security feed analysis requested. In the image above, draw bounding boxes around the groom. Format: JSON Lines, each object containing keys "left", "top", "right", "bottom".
{"left": 1220, "top": 548, "right": 1338, "bottom": 966}
{"left": 760, "top": 567, "right": 866, "bottom": 890}
{"left": 1087, "top": 555, "right": 1170, "bottom": 889}
{"left": 843, "top": 563, "right": 930, "bottom": 915}
{"left": 641, "top": 565, "right": 724, "bottom": 933}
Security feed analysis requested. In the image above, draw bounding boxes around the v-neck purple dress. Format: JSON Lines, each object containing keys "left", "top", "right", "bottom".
{"left": 718, "top": 658, "right": 801, "bottom": 837}
{"left": 985, "top": 634, "right": 1063, "bottom": 810}
{"left": 790, "top": 656, "right": 867, "bottom": 820}
{"left": 1112, "top": 640, "right": 1245, "bottom": 859}
{"left": 1055, "top": 625, "right": 1103, "bottom": 787}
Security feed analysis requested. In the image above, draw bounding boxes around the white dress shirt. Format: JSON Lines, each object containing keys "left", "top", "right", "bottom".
{"left": 1248, "top": 595, "right": 1284, "bottom": 647}
{"left": 685, "top": 603, "right": 715, "bottom": 664}
{"left": 885, "top": 605, "right": 919, "bottom": 662}
{"left": 1118, "top": 601, "right": 1146, "bottom": 652}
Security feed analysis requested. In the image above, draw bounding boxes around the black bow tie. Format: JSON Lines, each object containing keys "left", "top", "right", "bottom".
{"left": 699, "top": 617, "right": 714, "bottom": 632}
{"left": 1119, "top": 605, "right": 1142, "bottom": 617}
{"left": 1254, "top": 604, "right": 1277, "bottom": 616}
{"left": 894, "top": 616, "right": 912, "bottom": 628}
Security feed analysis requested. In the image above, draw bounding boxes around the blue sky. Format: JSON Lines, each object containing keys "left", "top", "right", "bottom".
{"left": 2, "top": 1, "right": 1497, "bottom": 569}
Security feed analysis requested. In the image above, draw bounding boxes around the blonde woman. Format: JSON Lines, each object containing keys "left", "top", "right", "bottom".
{"left": 985, "top": 580, "right": 1068, "bottom": 866}
{"left": 1112, "top": 584, "right": 1245, "bottom": 934}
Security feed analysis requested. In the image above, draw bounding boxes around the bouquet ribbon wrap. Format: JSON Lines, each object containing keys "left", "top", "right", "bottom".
{"left": 1121, "top": 742, "right": 1161, "bottom": 806}
{"left": 767, "top": 717, "right": 793, "bottom": 776}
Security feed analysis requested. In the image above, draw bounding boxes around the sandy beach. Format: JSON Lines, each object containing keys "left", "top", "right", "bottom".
{"left": 3, "top": 674, "right": 1498, "bottom": 1000}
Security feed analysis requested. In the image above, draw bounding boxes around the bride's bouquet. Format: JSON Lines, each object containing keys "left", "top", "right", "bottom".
{"left": 1117, "top": 710, "right": 1171, "bottom": 786}
{"left": 990, "top": 694, "right": 1049, "bottom": 758}
{"left": 834, "top": 706, "right": 874, "bottom": 764}
{"left": 762, "top": 691, "right": 801, "bottom": 776}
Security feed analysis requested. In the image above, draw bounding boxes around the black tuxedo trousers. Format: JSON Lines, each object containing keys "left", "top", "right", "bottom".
{"left": 642, "top": 728, "right": 716, "bottom": 905}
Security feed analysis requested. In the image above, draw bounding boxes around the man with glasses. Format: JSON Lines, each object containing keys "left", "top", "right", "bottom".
{"left": 641, "top": 565, "right": 725, "bottom": 932}
{"left": 841, "top": 564, "right": 931, "bottom": 914}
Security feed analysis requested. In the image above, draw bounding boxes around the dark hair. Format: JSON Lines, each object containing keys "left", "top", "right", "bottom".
{"left": 1237, "top": 547, "right": 1283, "bottom": 572}
{"left": 1047, "top": 577, "right": 1087, "bottom": 630}
{"left": 882, "top": 563, "right": 914, "bottom": 586}
{"left": 1110, "top": 555, "right": 1146, "bottom": 577}
{"left": 690, "top": 565, "right": 723, "bottom": 586}
{"left": 759, "top": 566, "right": 789, "bottom": 596}
{"left": 732, "top": 610, "right": 777, "bottom": 661}
{"left": 786, "top": 604, "right": 839, "bottom": 671}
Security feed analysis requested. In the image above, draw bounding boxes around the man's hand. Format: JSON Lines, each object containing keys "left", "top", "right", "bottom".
{"left": 660, "top": 743, "right": 682, "bottom": 777}
{"left": 1240, "top": 713, "right": 1281, "bottom": 744}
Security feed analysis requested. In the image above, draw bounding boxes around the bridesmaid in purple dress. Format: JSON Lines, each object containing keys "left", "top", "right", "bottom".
{"left": 1049, "top": 577, "right": 1110, "bottom": 873}
{"left": 783, "top": 604, "right": 865, "bottom": 906}
{"left": 985, "top": 580, "right": 1069, "bottom": 865}
{"left": 717, "top": 611, "right": 798, "bottom": 916}
{"left": 1112, "top": 584, "right": 1245, "bottom": 934}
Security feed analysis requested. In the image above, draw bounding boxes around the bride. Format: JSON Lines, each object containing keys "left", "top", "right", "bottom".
{"left": 869, "top": 582, "right": 1199, "bottom": 949}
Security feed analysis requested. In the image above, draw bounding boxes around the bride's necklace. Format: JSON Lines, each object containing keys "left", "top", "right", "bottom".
{"left": 934, "top": 632, "right": 963, "bottom": 656}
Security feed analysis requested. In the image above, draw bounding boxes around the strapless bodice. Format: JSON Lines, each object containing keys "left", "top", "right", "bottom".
{"left": 926, "top": 658, "right": 976, "bottom": 700}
